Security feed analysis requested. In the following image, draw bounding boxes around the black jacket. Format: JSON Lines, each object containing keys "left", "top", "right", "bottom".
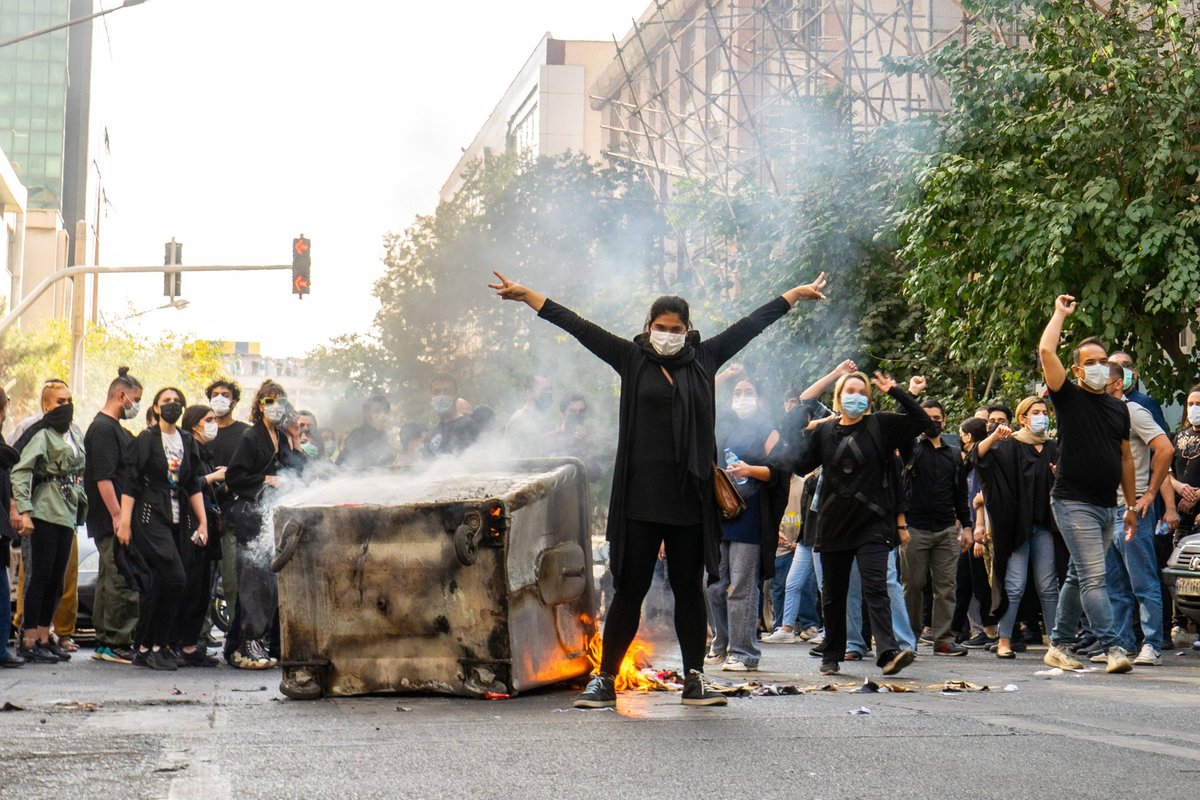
{"left": 537, "top": 295, "right": 791, "bottom": 587}
{"left": 226, "top": 421, "right": 306, "bottom": 500}
{"left": 122, "top": 427, "right": 206, "bottom": 533}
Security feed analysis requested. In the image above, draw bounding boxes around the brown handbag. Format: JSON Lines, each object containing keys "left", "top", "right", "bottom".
{"left": 713, "top": 463, "right": 747, "bottom": 520}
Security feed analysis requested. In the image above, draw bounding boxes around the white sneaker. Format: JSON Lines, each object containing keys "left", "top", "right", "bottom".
{"left": 1106, "top": 646, "right": 1133, "bottom": 674}
{"left": 1192, "top": 639, "right": 1200, "bottom": 652}
{"left": 1133, "top": 644, "right": 1162, "bottom": 666}
{"left": 704, "top": 650, "right": 725, "bottom": 665}
{"left": 798, "top": 626, "right": 821, "bottom": 641}
{"left": 807, "top": 630, "right": 825, "bottom": 646}
{"left": 1089, "top": 651, "right": 1108, "bottom": 664}
{"left": 1043, "top": 645, "right": 1084, "bottom": 670}
{"left": 760, "top": 628, "right": 797, "bottom": 644}
{"left": 720, "top": 657, "right": 754, "bottom": 672}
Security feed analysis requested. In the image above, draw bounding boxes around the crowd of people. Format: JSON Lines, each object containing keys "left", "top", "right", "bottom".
{"left": 0, "top": 366, "right": 606, "bottom": 672}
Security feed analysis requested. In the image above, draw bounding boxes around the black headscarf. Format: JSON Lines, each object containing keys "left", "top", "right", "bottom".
{"left": 632, "top": 330, "right": 712, "bottom": 486}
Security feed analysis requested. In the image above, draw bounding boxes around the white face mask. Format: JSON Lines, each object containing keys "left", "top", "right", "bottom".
{"left": 264, "top": 403, "right": 286, "bottom": 423}
{"left": 732, "top": 396, "right": 758, "bottom": 419}
{"left": 649, "top": 330, "right": 686, "bottom": 357}
{"left": 1189, "top": 405, "right": 1200, "bottom": 427}
{"left": 1028, "top": 413, "right": 1049, "bottom": 435}
{"left": 1081, "top": 363, "right": 1110, "bottom": 392}
{"left": 210, "top": 395, "right": 232, "bottom": 417}
{"left": 202, "top": 421, "right": 219, "bottom": 441}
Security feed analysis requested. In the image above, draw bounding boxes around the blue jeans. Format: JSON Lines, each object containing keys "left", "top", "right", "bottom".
{"left": 847, "top": 549, "right": 917, "bottom": 653}
{"left": 705, "top": 541, "right": 762, "bottom": 664}
{"left": 1050, "top": 499, "right": 1120, "bottom": 649}
{"left": 0, "top": 561, "right": 11, "bottom": 658}
{"left": 769, "top": 551, "right": 793, "bottom": 631}
{"left": 782, "top": 543, "right": 821, "bottom": 631}
{"left": 998, "top": 525, "right": 1059, "bottom": 639}
{"left": 1107, "top": 504, "right": 1164, "bottom": 650}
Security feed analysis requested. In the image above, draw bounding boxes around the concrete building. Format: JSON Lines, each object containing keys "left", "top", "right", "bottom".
{"left": 0, "top": 151, "right": 28, "bottom": 316}
{"left": 439, "top": 34, "right": 615, "bottom": 204}
{"left": 216, "top": 341, "right": 324, "bottom": 420}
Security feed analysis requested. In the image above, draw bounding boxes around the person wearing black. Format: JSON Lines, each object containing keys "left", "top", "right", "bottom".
{"left": 85, "top": 368, "right": 143, "bottom": 665}
{"left": 426, "top": 375, "right": 480, "bottom": 457}
{"left": 1037, "top": 295, "right": 1137, "bottom": 675}
{"left": 117, "top": 388, "right": 208, "bottom": 672}
{"left": 206, "top": 378, "right": 249, "bottom": 640}
{"left": 489, "top": 269, "right": 829, "bottom": 708}
{"left": 950, "top": 417, "right": 999, "bottom": 648}
{"left": 973, "top": 397, "right": 1061, "bottom": 659}
{"left": 901, "top": 399, "right": 972, "bottom": 657}
{"left": 224, "top": 379, "right": 306, "bottom": 670}
{"left": 175, "top": 404, "right": 227, "bottom": 667}
{"left": 337, "top": 395, "right": 397, "bottom": 467}
{"left": 0, "top": 389, "right": 24, "bottom": 667}
{"left": 785, "top": 370, "right": 928, "bottom": 677}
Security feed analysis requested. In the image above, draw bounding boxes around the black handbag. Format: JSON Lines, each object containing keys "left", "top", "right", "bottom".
{"left": 225, "top": 496, "right": 264, "bottom": 543}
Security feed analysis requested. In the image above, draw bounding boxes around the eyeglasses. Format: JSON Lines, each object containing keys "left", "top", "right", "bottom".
{"left": 261, "top": 396, "right": 288, "bottom": 406}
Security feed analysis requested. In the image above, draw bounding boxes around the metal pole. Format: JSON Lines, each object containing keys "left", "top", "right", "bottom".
{"left": 0, "top": 263, "right": 291, "bottom": 340}
{"left": 0, "top": 0, "right": 148, "bottom": 50}
{"left": 69, "top": 221, "right": 86, "bottom": 393}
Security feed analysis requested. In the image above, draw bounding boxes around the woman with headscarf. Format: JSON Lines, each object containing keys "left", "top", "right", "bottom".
{"left": 972, "top": 396, "right": 1060, "bottom": 659}
{"left": 489, "top": 269, "right": 828, "bottom": 708}
{"left": 12, "top": 380, "right": 85, "bottom": 664}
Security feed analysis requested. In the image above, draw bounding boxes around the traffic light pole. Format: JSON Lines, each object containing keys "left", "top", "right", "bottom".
{"left": 0, "top": 262, "right": 292, "bottom": 391}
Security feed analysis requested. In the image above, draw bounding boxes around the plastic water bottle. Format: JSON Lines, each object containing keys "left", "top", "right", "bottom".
{"left": 724, "top": 449, "right": 748, "bottom": 485}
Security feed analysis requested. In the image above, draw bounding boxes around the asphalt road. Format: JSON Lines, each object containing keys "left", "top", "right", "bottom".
{"left": 3, "top": 637, "right": 1200, "bottom": 799}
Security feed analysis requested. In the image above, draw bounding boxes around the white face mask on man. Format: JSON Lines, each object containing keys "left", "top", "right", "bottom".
{"left": 649, "top": 330, "right": 686, "bottom": 356}
{"left": 210, "top": 395, "right": 232, "bottom": 417}
{"left": 1080, "top": 363, "right": 1109, "bottom": 392}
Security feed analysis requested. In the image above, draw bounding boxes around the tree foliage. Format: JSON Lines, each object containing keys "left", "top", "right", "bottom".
{"left": 894, "top": 0, "right": 1200, "bottom": 401}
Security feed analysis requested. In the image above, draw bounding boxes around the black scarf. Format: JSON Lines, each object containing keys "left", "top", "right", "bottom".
{"left": 633, "top": 331, "right": 711, "bottom": 486}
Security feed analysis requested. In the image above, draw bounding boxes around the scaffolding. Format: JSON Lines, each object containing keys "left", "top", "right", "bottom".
{"left": 592, "top": 0, "right": 982, "bottom": 202}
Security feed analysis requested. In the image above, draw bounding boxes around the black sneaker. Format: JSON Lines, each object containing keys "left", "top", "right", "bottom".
{"left": 1011, "top": 640, "right": 1027, "bottom": 653}
{"left": 819, "top": 661, "right": 840, "bottom": 676}
{"left": 935, "top": 642, "right": 969, "bottom": 657}
{"left": 573, "top": 673, "right": 616, "bottom": 708}
{"left": 146, "top": 649, "right": 178, "bottom": 672}
{"left": 843, "top": 650, "right": 864, "bottom": 661}
{"left": 962, "top": 631, "right": 997, "bottom": 649}
{"left": 1071, "top": 634, "right": 1098, "bottom": 654}
{"left": 809, "top": 643, "right": 825, "bottom": 658}
{"left": 179, "top": 648, "right": 220, "bottom": 668}
{"left": 0, "top": 651, "right": 25, "bottom": 668}
{"left": 18, "top": 642, "right": 59, "bottom": 665}
{"left": 881, "top": 649, "right": 916, "bottom": 676}
{"left": 109, "top": 646, "right": 136, "bottom": 664}
{"left": 681, "top": 670, "right": 727, "bottom": 706}
{"left": 42, "top": 639, "right": 71, "bottom": 662}
{"left": 132, "top": 649, "right": 151, "bottom": 668}
{"left": 1022, "top": 627, "right": 1044, "bottom": 645}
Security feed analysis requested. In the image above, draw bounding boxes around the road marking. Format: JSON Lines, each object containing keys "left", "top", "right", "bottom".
{"left": 979, "top": 715, "right": 1200, "bottom": 761}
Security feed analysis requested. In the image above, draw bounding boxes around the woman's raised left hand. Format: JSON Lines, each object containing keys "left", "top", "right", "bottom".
{"left": 783, "top": 272, "right": 828, "bottom": 305}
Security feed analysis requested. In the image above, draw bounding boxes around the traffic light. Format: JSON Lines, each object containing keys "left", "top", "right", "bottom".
{"left": 292, "top": 235, "right": 311, "bottom": 297}
{"left": 163, "top": 238, "right": 183, "bottom": 298}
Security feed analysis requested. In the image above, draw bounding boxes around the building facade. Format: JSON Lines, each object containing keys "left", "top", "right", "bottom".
{"left": 439, "top": 34, "right": 615, "bottom": 203}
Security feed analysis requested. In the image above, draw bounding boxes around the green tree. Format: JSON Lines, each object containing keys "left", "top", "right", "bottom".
{"left": 894, "top": 0, "right": 1200, "bottom": 401}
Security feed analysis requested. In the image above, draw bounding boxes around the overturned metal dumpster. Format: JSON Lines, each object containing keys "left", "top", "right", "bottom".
{"left": 270, "top": 459, "right": 596, "bottom": 700}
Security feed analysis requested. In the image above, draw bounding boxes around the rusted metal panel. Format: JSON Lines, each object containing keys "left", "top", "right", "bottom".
{"left": 273, "top": 459, "right": 596, "bottom": 699}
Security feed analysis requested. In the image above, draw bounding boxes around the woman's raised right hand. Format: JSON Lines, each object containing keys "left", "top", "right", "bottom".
{"left": 488, "top": 271, "right": 529, "bottom": 302}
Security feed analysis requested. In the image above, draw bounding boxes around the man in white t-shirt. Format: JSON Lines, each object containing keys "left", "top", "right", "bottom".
{"left": 1104, "top": 361, "right": 1176, "bottom": 666}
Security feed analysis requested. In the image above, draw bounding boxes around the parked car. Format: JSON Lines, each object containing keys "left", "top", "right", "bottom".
{"left": 75, "top": 526, "right": 98, "bottom": 636}
{"left": 1164, "top": 532, "right": 1200, "bottom": 627}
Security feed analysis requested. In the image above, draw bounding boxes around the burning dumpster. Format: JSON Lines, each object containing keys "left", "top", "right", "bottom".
{"left": 269, "top": 459, "right": 597, "bottom": 700}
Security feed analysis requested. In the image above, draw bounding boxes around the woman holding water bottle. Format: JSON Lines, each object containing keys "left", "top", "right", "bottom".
{"left": 704, "top": 373, "right": 791, "bottom": 671}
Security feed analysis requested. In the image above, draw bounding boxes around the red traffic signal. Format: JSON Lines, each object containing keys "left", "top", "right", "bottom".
{"left": 292, "top": 235, "right": 311, "bottom": 297}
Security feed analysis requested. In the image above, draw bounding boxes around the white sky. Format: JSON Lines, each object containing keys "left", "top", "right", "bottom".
{"left": 90, "top": 0, "right": 647, "bottom": 356}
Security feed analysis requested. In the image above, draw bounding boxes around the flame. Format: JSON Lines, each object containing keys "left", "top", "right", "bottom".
{"left": 585, "top": 628, "right": 668, "bottom": 691}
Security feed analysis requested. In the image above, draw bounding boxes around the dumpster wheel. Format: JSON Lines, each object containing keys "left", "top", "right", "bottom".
{"left": 454, "top": 523, "right": 480, "bottom": 566}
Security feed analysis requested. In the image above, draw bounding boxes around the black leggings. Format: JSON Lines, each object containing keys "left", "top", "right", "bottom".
{"left": 172, "top": 529, "right": 213, "bottom": 649}
{"left": 951, "top": 550, "right": 996, "bottom": 634}
{"left": 23, "top": 520, "right": 74, "bottom": 629}
{"left": 821, "top": 542, "right": 898, "bottom": 668}
{"left": 600, "top": 520, "right": 707, "bottom": 675}
{"left": 131, "top": 507, "right": 186, "bottom": 649}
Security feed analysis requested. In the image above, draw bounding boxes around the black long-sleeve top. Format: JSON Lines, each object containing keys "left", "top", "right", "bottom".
{"left": 905, "top": 437, "right": 971, "bottom": 530}
{"left": 536, "top": 295, "right": 792, "bottom": 586}
{"left": 122, "top": 427, "right": 206, "bottom": 532}
{"left": 786, "top": 386, "right": 930, "bottom": 552}
{"left": 225, "top": 422, "right": 306, "bottom": 500}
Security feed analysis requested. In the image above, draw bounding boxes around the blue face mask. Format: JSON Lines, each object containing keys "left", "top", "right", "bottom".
{"left": 1028, "top": 413, "right": 1049, "bottom": 435}
{"left": 840, "top": 393, "right": 869, "bottom": 418}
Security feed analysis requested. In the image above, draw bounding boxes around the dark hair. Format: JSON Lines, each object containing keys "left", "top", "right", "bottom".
{"left": 400, "top": 421, "right": 427, "bottom": 450}
{"left": 181, "top": 404, "right": 212, "bottom": 434}
{"left": 363, "top": 395, "right": 390, "bottom": 414}
{"left": 985, "top": 403, "right": 1013, "bottom": 421}
{"left": 145, "top": 406, "right": 157, "bottom": 426}
{"left": 430, "top": 374, "right": 458, "bottom": 394}
{"left": 1108, "top": 362, "right": 1126, "bottom": 382}
{"left": 205, "top": 378, "right": 242, "bottom": 404}
{"left": 784, "top": 386, "right": 802, "bottom": 401}
{"left": 108, "top": 366, "right": 142, "bottom": 398}
{"left": 559, "top": 390, "right": 587, "bottom": 413}
{"left": 152, "top": 386, "right": 187, "bottom": 410}
{"left": 920, "top": 399, "right": 945, "bottom": 415}
{"left": 1072, "top": 336, "right": 1107, "bottom": 365}
{"left": 250, "top": 380, "right": 286, "bottom": 425}
{"left": 1188, "top": 384, "right": 1200, "bottom": 398}
{"left": 644, "top": 295, "right": 691, "bottom": 330}
{"left": 472, "top": 404, "right": 496, "bottom": 431}
{"left": 961, "top": 416, "right": 988, "bottom": 442}
{"left": 1111, "top": 350, "right": 1134, "bottom": 369}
